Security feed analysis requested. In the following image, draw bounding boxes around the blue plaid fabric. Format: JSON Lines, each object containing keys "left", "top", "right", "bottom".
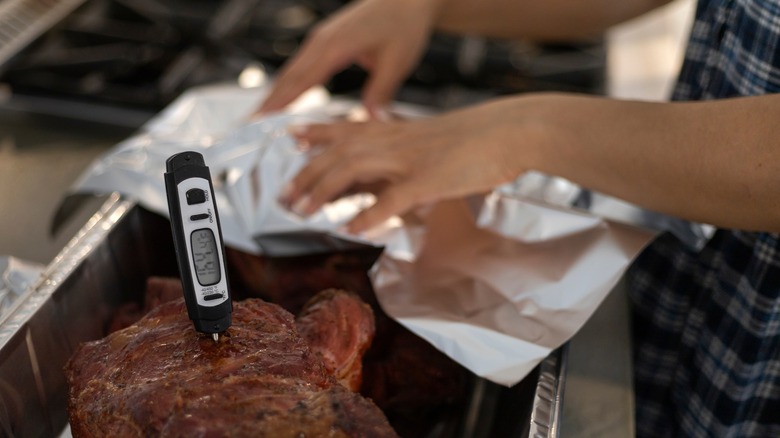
{"left": 627, "top": 1, "right": 780, "bottom": 436}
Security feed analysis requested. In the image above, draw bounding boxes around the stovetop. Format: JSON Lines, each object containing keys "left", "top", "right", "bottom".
{"left": 0, "top": 0, "right": 606, "bottom": 126}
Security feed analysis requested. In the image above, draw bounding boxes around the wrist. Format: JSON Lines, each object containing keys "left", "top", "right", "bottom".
{"left": 494, "top": 94, "right": 572, "bottom": 180}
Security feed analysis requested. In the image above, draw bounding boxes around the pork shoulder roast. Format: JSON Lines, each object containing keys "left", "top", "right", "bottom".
{"left": 65, "top": 286, "right": 398, "bottom": 437}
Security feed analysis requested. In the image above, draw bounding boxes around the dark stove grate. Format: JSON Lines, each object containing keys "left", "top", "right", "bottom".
{"left": 0, "top": 0, "right": 606, "bottom": 125}
{"left": 0, "top": 0, "right": 87, "bottom": 66}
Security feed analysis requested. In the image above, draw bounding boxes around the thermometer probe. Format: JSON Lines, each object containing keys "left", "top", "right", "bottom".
{"left": 164, "top": 151, "right": 232, "bottom": 341}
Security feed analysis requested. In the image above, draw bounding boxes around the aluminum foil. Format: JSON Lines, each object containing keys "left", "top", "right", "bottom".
{"left": 66, "top": 82, "right": 669, "bottom": 386}
{"left": 0, "top": 256, "right": 43, "bottom": 321}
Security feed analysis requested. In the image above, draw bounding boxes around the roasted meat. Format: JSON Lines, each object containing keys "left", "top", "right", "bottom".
{"left": 224, "top": 250, "right": 472, "bottom": 437}
{"left": 106, "top": 277, "right": 184, "bottom": 333}
{"left": 296, "top": 288, "right": 375, "bottom": 392}
{"left": 65, "top": 291, "right": 397, "bottom": 437}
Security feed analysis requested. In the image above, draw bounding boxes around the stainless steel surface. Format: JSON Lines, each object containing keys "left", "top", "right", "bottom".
{"left": 0, "top": 194, "right": 566, "bottom": 437}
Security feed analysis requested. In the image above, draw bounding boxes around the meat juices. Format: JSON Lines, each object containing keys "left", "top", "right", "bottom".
{"left": 65, "top": 292, "right": 397, "bottom": 437}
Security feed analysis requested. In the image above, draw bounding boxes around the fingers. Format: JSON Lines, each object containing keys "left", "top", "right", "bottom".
{"left": 283, "top": 151, "right": 343, "bottom": 213}
{"left": 289, "top": 123, "right": 343, "bottom": 147}
{"left": 281, "top": 122, "right": 355, "bottom": 207}
{"left": 282, "top": 122, "right": 409, "bottom": 224}
{"left": 258, "top": 35, "right": 350, "bottom": 115}
{"left": 361, "top": 49, "right": 410, "bottom": 118}
{"left": 299, "top": 160, "right": 377, "bottom": 216}
{"left": 346, "top": 184, "right": 418, "bottom": 233}
{"left": 286, "top": 144, "right": 392, "bottom": 215}
{"left": 281, "top": 118, "right": 426, "bottom": 233}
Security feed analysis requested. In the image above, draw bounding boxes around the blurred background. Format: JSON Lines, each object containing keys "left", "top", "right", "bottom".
{"left": 0, "top": 0, "right": 608, "bottom": 126}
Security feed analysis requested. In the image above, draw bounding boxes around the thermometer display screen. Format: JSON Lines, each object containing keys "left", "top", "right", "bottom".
{"left": 190, "top": 228, "right": 221, "bottom": 286}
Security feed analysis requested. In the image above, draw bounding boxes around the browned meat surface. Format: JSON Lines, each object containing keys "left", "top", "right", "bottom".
{"left": 225, "top": 248, "right": 374, "bottom": 312}
{"left": 296, "top": 289, "right": 375, "bottom": 392}
{"left": 112, "top": 244, "right": 470, "bottom": 438}
{"left": 106, "top": 277, "right": 186, "bottom": 333}
{"left": 361, "top": 328, "right": 468, "bottom": 436}
{"left": 224, "top": 249, "right": 471, "bottom": 438}
{"left": 66, "top": 295, "right": 397, "bottom": 437}
{"left": 141, "top": 276, "right": 185, "bottom": 310}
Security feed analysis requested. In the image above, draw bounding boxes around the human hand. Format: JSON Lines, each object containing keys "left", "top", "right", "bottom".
{"left": 257, "top": 0, "right": 442, "bottom": 119}
{"left": 280, "top": 99, "right": 530, "bottom": 233}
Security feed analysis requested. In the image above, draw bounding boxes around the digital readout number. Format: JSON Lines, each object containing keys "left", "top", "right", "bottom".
{"left": 191, "top": 228, "right": 220, "bottom": 286}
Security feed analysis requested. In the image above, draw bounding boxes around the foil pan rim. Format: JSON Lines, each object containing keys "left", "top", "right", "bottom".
{"left": 530, "top": 344, "right": 567, "bottom": 437}
{"left": 0, "top": 192, "right": 133, "bottom": 348}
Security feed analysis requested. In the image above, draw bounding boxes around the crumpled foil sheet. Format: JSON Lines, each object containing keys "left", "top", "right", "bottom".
{"left": 0, "top": 256, "right": 44, "bottom": 321}
{"left": 65, "top": 82, "right": 687, "bottom": 386}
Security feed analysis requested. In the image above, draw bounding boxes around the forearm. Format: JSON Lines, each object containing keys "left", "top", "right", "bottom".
{"left": 510, "top": 93, "right": 780, "bottom": 231}
{"left": 432, "top": 0, "right": 674, "bottom": 40}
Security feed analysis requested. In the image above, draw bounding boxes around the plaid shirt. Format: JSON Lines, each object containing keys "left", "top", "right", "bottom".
{"left": 627, "top": 0, "right": 780, "bottom": 436}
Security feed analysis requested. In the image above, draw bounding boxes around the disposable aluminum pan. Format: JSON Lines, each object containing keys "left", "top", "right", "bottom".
{"left": 0, "top": 194, "right": 565, "bottom": 438}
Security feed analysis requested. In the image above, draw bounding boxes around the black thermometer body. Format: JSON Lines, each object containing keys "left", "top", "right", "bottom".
{"left": 164, "top": 151, "right": 232, "bottom": 339}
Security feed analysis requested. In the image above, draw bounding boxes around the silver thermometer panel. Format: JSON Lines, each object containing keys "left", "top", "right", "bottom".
{"left": 176, "top": 177, "right": 229, "bottom": 307}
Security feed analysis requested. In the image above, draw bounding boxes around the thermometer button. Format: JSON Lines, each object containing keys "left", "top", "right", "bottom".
{"left": 186, "top": 188, "right": 207, "bottom": 205}
{"left": 190, "top": 213, "right": 210, "bottom": 221}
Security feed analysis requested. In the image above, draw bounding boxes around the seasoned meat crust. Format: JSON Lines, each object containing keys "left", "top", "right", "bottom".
{"left": 65, "top": 295, "right": 397, "bottom": 438}
{"left": 296, "top": 289, "right": 375, "bottom": 392}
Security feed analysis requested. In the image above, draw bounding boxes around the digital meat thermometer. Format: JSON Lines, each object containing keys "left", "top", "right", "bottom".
{"left": 164, "top": 151, "right": 232, "bottom": 341}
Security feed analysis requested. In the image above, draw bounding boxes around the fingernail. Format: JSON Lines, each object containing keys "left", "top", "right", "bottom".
{"left": 372, "top": 107, "right": 392, "bottom": 122}
{"left": 279, "top": 182, "right": 294, "bottom": 202}
{"left": 291, "top": 195, "right": 311, "bottom": 216}
{"left": 287, "top": 124, "right": 309, "bottom": 137}
{"left": 365, "top": 105, "right": 393, "bottom": 122}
